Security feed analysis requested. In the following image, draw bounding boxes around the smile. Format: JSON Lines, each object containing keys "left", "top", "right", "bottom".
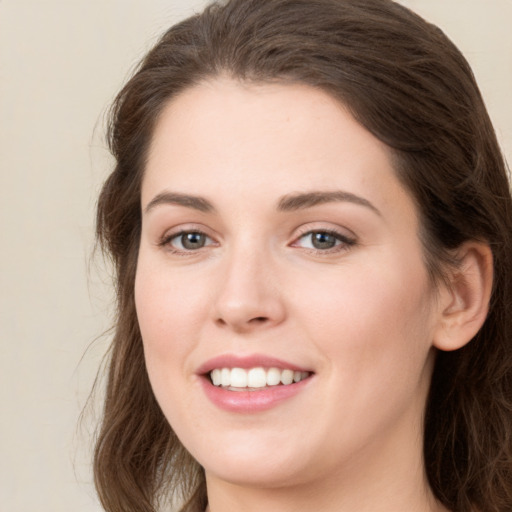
{"left": 210, "top": 367, "right": 311, "bottom": 390}
{"left": 198, "top": 355, "right": 314, "bottom": 412}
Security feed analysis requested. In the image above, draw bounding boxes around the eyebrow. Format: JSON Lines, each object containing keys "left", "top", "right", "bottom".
{"left": 144, "top": 189, "right": 381, "bottom": 216}
{"left": 144, "top": 191, "right": 215, "bottom": 214}
{"left": 277, "top": 190, "right": 381, "bottom": 216}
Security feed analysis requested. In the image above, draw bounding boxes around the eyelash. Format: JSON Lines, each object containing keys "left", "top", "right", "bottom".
{"left": 158, "top": 228, "right": 357, "bottom": 255}
{"left": 292, "top": 228, "right": 357, "bottom": 253}
{"left": 158, "top": 230, "right": 216, "bottom": 253}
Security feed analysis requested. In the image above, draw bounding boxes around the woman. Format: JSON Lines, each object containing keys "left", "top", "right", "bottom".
{"left": 93, "top": 0, "right": 512, "bottom": 511}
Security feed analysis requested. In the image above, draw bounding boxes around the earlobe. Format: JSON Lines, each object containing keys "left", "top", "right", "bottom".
{"left": 433, "top": 241, "right": 493, "bottom": 352}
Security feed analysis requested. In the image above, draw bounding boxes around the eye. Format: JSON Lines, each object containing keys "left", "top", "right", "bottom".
{"left": 162, "top": 230, "right": 215, "bottom": 252}
{"left": 293, "top": 230, "right": 356, "bottom": 251}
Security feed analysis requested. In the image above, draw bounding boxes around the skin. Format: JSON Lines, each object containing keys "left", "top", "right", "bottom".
{"left": 135, "top": 78, "right": 456, "bottom": 512}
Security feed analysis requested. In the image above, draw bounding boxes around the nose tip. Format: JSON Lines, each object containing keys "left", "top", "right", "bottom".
{"left": 214, "top": 297, "right": 285, "bottom": 332}
{"left": 213, "top": 258, "right": 286, "bottom": 332}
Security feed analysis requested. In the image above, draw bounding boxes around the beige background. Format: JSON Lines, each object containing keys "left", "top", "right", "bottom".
{"left": 0, "top": 1, "right": 510, "bottom": 511}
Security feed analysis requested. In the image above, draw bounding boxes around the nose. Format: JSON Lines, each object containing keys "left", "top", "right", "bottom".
{"left": 213, "top": 245, "right": 286, "bottom": 333}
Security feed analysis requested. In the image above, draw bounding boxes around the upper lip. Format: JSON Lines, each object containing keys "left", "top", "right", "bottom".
{"left": 196, "top": 354, "right": 312, "bottom": 375}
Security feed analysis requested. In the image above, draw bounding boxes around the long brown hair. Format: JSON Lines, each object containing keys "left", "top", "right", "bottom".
{"left": 94, "top": 1, "right": 512, "bottom": 511}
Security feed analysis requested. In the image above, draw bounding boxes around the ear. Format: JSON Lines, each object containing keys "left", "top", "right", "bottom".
{"left": 433, "top": 241, "right": 493, "bottom": 352}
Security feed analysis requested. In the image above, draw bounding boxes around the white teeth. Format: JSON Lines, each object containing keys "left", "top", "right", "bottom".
{"left": 230, "top": 368, "right": 247, "bottom": 387}
{"left": 211, "top": 368, "right": 221, "bottom": 386}
{"left": 209, "top": 366, "right": 310, "bottom": 389}
{"left": 266, "top": 367, "right": 281, "bottom": 386}
{"left": 247, "top": 367, "right": 266, "bottom": 388}
{"left": 221, "top": 368, "right": 231, "bottom": 387}
{"left": 280, "top": 369, "right": 294, "bottom": 385}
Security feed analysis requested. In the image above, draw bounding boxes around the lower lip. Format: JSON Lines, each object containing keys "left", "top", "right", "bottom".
{"left": 200, "top": 376, "right": 312, "bottom": 413}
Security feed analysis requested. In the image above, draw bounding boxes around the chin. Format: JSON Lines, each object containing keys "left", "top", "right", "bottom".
{"left": 189, "top": 429, "right": 315, "bottom": 488}
{"left": 203, "top": 456, "right": 310, "bottom": 489}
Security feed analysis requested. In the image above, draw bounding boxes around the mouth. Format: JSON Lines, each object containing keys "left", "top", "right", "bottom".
{"left": 208, "top": 367, "right": 312, "bottom": 391}
{"left": 197, "top": 355, "right": 314, "bottom": 411}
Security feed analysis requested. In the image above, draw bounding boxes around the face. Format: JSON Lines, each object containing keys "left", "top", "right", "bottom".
{"left": 136, "top": 79, "right": 442, "bottom": 491}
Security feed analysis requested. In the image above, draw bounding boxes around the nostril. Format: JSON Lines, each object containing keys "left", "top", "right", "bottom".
{"left": 214, "top": 316, "right": 267, "bottom": 328}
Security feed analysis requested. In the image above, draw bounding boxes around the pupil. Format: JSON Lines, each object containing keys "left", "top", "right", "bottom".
{"left": 182, "top": 232, "right": 205, "bottom": 249}
{"left": 312, "top": 232, "right": 336, "bottom": 249}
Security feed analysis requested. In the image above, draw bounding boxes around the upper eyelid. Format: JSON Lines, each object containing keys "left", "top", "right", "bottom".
{"left": 289, "top": 224, "right": 359, "bottom": 252}
{"left": 292, "top": 223, "right": 357, "bottom": 240}
{"left": 160, "top": 223, "right": 216, "bottom": 239}
{"left": 157, "top": 225, "right": 218, "bottom": 250}
{"left": 159, "top": 230, "right": 217, "bottom": 255}
{"left": 295, "top": 229, "right": 351, "bottom": 240}
{"left": 291, "top": 230, "right": 356, "bottom": 247}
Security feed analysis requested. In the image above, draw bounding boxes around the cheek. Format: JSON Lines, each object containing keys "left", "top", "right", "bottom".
{"left": 297, "top": 250, "right": 435, "bottom": 392}
{"left": 304, "top": 253, "right": 430, "bottom": 328}
{"left": 134, "top": 255, "right": 207, "bottom": 382}
{"left": 292, "top": 256, "right": 436, "bottom": 448}
{"left": 134, "top": 261, "right": 207, "bottom": 440}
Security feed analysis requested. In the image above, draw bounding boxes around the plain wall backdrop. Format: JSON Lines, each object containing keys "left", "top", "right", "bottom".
{"left": 0, "top": 1, "right": 510, "bottom": 511}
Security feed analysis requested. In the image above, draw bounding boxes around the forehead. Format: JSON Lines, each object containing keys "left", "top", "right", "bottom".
{"left": 142, "top": 78, "right": 413, "bottom": 222}
{"left": 147, "top": 78, "right": 384, "bottom": 172}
